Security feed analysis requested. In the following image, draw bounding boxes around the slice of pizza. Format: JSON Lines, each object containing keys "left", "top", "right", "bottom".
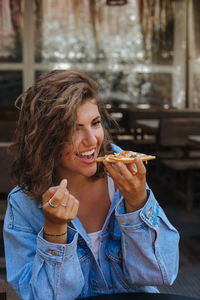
{"left": 94, "top": 150, "right": 156, "bottom": 164}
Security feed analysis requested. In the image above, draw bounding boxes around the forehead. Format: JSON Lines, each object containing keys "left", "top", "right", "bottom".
{"left": 76, "top": 99, "right": 100, "bottom": 121}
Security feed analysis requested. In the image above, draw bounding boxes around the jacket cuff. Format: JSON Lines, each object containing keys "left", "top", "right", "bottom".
{"left": 36, "top": 226, "right": 78, "bottom": 262}
{"left": 115, "top": 189, "right": 159, "bottom": 229}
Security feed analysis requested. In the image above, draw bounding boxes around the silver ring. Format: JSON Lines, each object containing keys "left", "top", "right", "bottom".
{"left": 61, "top": 203, "right": 67, "bottom": 207}
{"left": 48, "top": 198, "right": 58, "bottom": 208}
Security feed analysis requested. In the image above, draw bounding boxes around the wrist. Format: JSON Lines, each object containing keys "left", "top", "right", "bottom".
{"left": 125, "top": 195, "right": 147, "bottom": 213}
{"left": 43, "top": 220, "right": 68, "bottom": 244}
{"left": 44, "top": 229, "right": 67, "bottom": 237}
{"left": 44, "top": 219, "right": 67, "bottom": 236}
{"left": 125, "top": 202, "right": 143, "bottom": 213}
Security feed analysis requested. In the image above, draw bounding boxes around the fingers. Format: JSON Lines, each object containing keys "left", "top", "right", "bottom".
{"left": 103, "top": 161, "right": 122, "bottom": 182}
{"left": 42, "top": 178, "right": 79, "bottom": 223}
{"left": 133, "top": 158, "right": 146, "bottom": 177}
{"left": 103, "top": 161, "right": 133, "bottom": 183}
{"left": 42, "top": 186, "right": 59, "bottom": 206}
{"left": 127, "top": 163, "right": 137, "bottom": 175}
{"left": 51, "top": 194, "right": 79, "bottom": 222}
{"left": 104, "top": 158, "right": 146, "bottom": 177}
{"left": 60, "top": 190, "right": 70, "bottom": 207}
{"left": 66, "top": 195, "right": 79, "bottom": 219}
{"left": 42, "top": 179, "right": 69, "bottom": 208}
{"left": 52, "top": 179, "right": 68, "bottom": 204}
{"left": 42, "top": 179, "right": 68, "bottom": 204}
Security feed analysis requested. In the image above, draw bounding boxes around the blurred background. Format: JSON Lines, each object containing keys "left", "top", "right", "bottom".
{"left": 0, "top": 0, "right": 198, "bottom": 108}
{"left": 0, "top": 0, "right": 200, "bottom": 299}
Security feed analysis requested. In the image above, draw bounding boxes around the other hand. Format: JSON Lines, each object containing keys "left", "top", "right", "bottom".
{"left": 42, "top": 179, "right": 79, "bottom": 235}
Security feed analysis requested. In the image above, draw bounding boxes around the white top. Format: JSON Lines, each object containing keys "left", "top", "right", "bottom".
{"left": 88, "top": 176, "right": 115, "bottom": 261}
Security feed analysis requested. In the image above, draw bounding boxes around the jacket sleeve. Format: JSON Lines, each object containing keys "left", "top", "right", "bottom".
{"left": 115, "top": 188, "right": 180, "bottom": 287}
{"left": 3, "top": 195, "right": 85, "bottom": 300}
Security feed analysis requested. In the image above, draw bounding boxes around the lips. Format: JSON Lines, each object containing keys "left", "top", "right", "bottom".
{"left": 76, "top": 148, "right": 96, "bottom": 163}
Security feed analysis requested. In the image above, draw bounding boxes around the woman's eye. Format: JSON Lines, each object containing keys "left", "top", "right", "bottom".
{"left": 93, "top": 120, "right": 101, "bottom": 127}
{"left": 76, "top": 125, "right": 81, "bottom": 131}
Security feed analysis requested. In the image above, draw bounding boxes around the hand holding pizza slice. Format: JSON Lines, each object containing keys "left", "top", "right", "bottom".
{"left": 95, "top": 151, "right": 156, "bottom": 213}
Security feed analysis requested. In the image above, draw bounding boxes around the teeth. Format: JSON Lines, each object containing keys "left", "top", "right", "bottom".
{"left": 80, "top": 149, "right": 95, "bottom": 156}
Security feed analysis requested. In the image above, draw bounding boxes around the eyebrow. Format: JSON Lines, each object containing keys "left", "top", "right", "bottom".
{"left": 76, "top": 116, "right": 101, "bottom": 127}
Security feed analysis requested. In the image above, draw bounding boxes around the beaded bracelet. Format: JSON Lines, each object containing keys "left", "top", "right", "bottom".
{"left": 44, "top": 229, "right": 67, "bottom": 237}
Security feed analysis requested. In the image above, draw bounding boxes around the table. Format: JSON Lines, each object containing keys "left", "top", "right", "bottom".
{"left": 82, "top": 293, "right": 197, "bottom": 300}
{"left": 188, "top": 135, "right": 200, "bottom": 147}
{"left": 136, "top": 120, "right": 160, "bottom": 135}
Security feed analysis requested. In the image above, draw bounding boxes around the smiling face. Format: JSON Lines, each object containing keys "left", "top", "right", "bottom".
{"left": 55, "top": 99, "right": 104, "bottom": 181}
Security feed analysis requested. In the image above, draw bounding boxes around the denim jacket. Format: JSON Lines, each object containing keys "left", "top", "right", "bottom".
{"left": 3, "top": 145, "right": 179, "bottom": 300}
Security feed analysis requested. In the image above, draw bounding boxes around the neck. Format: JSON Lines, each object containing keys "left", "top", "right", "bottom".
{"left": 55, "top": 171, "right": 95, "bottom": 191}
{"left": 68, "top": 175, "right": 95, "bottom": 193}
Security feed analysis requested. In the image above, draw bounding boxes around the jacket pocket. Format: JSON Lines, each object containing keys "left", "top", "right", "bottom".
{"left": 105, "top": 240, "right": 130, "bottom": 291}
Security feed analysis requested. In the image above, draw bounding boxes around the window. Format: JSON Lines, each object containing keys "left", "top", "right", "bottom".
{"left": 0, "top": 0, "right": 23, "bottom": 107}
{"left": 189, "top": 0, "right": 200, "bottom": 108}
{"left": 1, "top": 0, "right": 197, "bottom": 111}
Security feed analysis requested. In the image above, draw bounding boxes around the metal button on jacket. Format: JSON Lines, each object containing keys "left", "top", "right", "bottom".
{"left": 146, "top": 208, "right": 152, "bottom": 219}
{"left": 46, "top": 249, "right": 59, "bottom": 256}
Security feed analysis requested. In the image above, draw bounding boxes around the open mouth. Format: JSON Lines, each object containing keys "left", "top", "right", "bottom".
{"left": 76, "top": 148, "right": 96, "bottom": 162}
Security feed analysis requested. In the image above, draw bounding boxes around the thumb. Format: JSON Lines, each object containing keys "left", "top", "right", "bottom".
{"left": 60, "top": 178, "right": 67, "bottom": 188}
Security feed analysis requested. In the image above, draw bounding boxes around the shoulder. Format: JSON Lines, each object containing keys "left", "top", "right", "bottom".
{"left": 6, "top": 187, "right": 43, "bottom": 233}
{"left": 111, "top": 144, "right": 123, "bottom": 154}
{"left": 8, "top": 186, "right": 36, "bottom": 207}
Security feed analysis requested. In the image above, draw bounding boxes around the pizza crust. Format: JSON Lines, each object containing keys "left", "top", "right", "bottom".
{"left": 94, "top": 151, "right": 156, "bottom": 164}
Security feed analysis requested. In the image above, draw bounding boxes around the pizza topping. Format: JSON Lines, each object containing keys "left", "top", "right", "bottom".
{"left": 130, "top": 154, "right": 137, "bottom": 158}
{"left": 94, "top": 150, "right": 156, "bottom": 164}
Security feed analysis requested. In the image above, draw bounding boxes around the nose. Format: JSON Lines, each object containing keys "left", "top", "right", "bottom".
{"left": 83, "top": 128, "right": 97, "bottom": 145}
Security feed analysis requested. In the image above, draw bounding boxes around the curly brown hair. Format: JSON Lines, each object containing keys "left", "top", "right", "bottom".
{"left": 10, "top": 70, "right": 117, "bottom": 201}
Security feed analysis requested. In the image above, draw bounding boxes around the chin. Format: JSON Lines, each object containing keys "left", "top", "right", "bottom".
{"left": 84, "top": 170, "right": 97, "bottom": 178}
{"left": 83, "top": 165, "right": 97, "bottom": 177}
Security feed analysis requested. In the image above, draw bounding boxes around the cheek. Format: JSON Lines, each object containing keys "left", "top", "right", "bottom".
{"left": 59, "top": 152, "right": 75, "bottom": 170}
{"left": 98, "top": 128, "right": 104, "bottom": 144}
{"left": 60, "top": 145, "right": 73, "bottom": 161}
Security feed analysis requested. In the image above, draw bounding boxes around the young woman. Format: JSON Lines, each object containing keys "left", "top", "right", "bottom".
{"left": 3, "top": 70, "right": 179, "bottom": 300}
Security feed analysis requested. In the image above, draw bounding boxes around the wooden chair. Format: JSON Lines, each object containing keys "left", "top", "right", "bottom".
{"left": 0, "top": 279, "right": 6, "bottom": 300}
{"left": 108, "top": 108, "right": 135, "bottom": 150}
{"left": 158, "top": 118, "right": 200, "bottom": 211}
{"left": 0, "top": 143, "right": 13, "bottom": 195}
{"left": 159, "top": 118, "right": 200, "bottom": 155}
{"left": 0, "top": 120, "right": 15, "bottom": 196}
{"left": 0, "top": 120, "right": 16, "bottom": 142}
